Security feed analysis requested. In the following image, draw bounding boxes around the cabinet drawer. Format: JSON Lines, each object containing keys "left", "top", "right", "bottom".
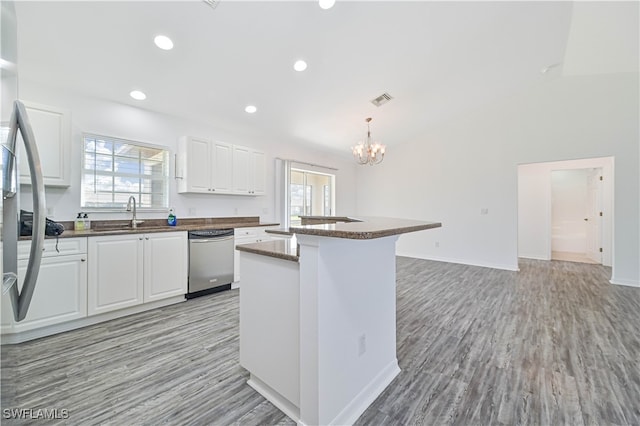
{"left": 235, "top": 228, "right": 258, "bottom": 238}
{"left": 18, "top": 238, "right": 88, "bottom": 260}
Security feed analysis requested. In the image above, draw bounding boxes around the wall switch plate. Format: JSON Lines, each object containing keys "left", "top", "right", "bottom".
{"left": 480, "top": 208, "right": 489, "bottom": 215}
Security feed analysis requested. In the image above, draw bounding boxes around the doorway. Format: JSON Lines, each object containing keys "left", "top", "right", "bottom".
{"left": 289, "top": 168, "right": 335, "bottom": 225}
{"left": 517, "top": 156, "right": 613, "bottom": 268}
{"left": 550, "top": 168, "right": 602, "bottom": 264}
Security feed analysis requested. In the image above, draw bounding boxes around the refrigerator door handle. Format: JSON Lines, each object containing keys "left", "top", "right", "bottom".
{"left": 3, "top": 100, "right": 46, "bottom": 322}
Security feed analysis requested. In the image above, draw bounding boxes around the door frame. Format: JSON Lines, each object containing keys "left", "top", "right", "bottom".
{"left": 517, "top": 156, "right": 614, "bottom": 268}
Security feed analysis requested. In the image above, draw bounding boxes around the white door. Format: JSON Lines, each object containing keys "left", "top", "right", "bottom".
{"left": 251, "top": 149, "right": 266, "bottom": 195}
{"left": 586, "top": 168, "right": 603, "bottom": 263}
{"left": 88, "top": 235, "right": 144, "bottom": 315}
{"left": 143, "top": 232, "right": 188, "bottom": 302}
{"left": 233, "top": 145, "right": 251, "bottom": 194}
{"left": 211, "top": 141, "right": 233, "bottom": 193}
{"left": 187, "top": 137, "right": 212, "bottom": 193}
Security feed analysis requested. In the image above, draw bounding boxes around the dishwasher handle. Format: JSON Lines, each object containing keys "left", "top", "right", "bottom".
{"left": 190, "top": 236, "right": 234, "bottom": 243}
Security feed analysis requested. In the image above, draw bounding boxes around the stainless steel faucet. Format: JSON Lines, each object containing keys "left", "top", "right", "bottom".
{"left": 126, "top": 196, "right": 143, "bottom": 228}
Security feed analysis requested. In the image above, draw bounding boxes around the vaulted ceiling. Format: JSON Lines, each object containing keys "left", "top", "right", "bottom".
{"left": 14, "top": 1, "right": 638, "bottom": 156}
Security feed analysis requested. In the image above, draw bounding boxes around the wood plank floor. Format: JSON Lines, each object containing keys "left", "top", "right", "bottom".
{"left": 1, "top": 258, "right": 639, "bottom": 425}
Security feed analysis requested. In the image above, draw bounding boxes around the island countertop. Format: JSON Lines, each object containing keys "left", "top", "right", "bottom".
{"left": 236, "top": 237, "right": 299, "bottom": 262}
{"left": 290, "top": 216, "right": 442, "bottom": 240}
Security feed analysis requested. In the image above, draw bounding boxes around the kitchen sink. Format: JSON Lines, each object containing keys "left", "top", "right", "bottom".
{"left": 91, "top": 225, "right": 172, "bottom": 233}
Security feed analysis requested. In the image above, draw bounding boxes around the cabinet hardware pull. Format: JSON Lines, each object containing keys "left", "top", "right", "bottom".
{"left": 145, "top": 237, "right": 149, "bottom": 240}
{"left": 81, "top": 258, "right": 86, "bottom": 262}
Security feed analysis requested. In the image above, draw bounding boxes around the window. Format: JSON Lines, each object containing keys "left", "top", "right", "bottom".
{"left": 82, "top": 134, "right": 169, "bottom": 210}
{"left": 289, "top": 168, "right": 334, "bottom": 225}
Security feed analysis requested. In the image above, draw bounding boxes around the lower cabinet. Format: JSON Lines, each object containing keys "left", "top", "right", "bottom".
{"left": 88, "top": 234, "right": 144, "bottom": 315}
{"left": 233, "top": 226, "right": 277, "bottom": 283}
{"left": 88, "top": 232, "right": 187, "bottom": 316}
{"left": 1, "top": 238, "right": 88, "bottom": 333}
{"left": 143, "top": 232, "right": 188, "bottom": 302}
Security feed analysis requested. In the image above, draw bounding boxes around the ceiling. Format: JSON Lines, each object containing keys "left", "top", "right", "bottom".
{"left": 13, "top": 1, "right": 591, "bottom": 155}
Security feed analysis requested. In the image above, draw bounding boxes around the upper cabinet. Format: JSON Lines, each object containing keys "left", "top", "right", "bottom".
{"left": 177, "top": 136, "right": 232, "bottom": 194}
{"left": 18, "top": 101, "right": 71, "bottom": 187}
{"left": 177, "top": 136, "right": 264, "bottom": 196}
{"left": 232, "top": 145, "right": 265, "bottom": 196}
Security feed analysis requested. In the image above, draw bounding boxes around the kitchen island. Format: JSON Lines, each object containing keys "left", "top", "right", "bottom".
{"left": 237, "top": 217, "right": 441, "bottom": 425}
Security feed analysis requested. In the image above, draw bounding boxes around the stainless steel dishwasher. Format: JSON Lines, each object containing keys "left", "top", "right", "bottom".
{"left": 187, "top": 229, "right": 234, "bottom": 298}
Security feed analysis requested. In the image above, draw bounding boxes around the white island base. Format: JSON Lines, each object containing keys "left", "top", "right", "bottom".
{"left": 239, "top": 233, "right": 402, "bottom": 425}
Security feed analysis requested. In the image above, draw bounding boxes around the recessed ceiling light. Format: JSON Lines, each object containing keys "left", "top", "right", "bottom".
{"left": 293, "top": 60, "right": 308, "bottom": 72}
{"left": 154, "top": 35, "right": 174, "bottom": 50}
{"left": 319, "top": 0, "right": 335, "bottom": 10}
{"left": 130, "top": 90, "right": 146, "bottom": 100}
{"left": 245, "top": 105, "right": 257, "bottom": 114}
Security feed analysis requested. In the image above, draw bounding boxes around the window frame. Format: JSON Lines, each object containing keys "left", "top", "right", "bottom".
{"left": 81, "top": 133, "right": 170, "bottom": 212}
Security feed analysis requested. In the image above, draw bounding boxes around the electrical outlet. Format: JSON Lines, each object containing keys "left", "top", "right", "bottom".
{"left": 358, "top": 334, "right": 366, "bottom": 356}
{"left": 435, "top": 241, "right": 440, "bottom": 248}
{"left": 234, "top": 207, "right": 238, "bottom": 215}
{"left": 188, "top": 208, "right": 196, "bottom": 216}
{"left": 46, "top": 207, "right": 55, "bottom": 217}
{"left": 480, "top": 208, "right": 489, "bottom": 215}
{"left": 262, "top": 207, "right": 269, "bottom": 214}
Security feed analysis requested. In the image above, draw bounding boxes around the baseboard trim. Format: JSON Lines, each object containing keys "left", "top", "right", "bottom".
{"left": 329, "top": 359, "right": 401, "bottom": 426}
{"left": 518, "top": 255, "right": 551, "bottom": 261}
{"left": 398, "top": 252, "right": 519, "bottom": 272}
{"left": 1, "top": 296, "right": 186, "bottom": 344}
{"left": 610, "top": 278, "right": 640, "bottom": 288}
{"left": 247, "top": 374, "right": 301, "bottom": 424}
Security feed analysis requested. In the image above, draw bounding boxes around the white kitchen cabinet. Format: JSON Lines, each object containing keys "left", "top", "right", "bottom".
{"left": 18, "top": 101, "right": 71, "bottom": 187}
{"left": 88, "top": 232, "right": 188, "bottom": 315}
{"left": 1, "top": 238, "right": 87, "bottom": 333}
{"left": 233, "top": 145, "right": 265, "bottom": 196}
{"left": 233, "top": 226, "right": 277, "bottom": 283}
{"left": 250, "top": 149, "right": 266, "bottom": 195}
{"left": 143, "top": 232, "right": 188, "bottom": 303}
{"left": 88, "top": 234, "right": 144, "bottom": 315}
{"left": 177, "top": 136, "right": 232, "bottom": 194}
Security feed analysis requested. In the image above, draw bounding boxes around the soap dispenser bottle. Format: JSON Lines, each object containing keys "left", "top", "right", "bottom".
{"left": 168, "top": 208, "right": 177, "bottom": 226}
{"left": 83, "top": 213, "right": 91, "bottom": 230}
{"left": 75, "top": 213, "right": 85, "bottom": 231}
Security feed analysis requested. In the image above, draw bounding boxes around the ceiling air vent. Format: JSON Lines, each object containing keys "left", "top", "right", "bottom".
{"left": 203, "top": 0, "right": 219, "bottom": 9}
{"left": 371, "top": 92, "right": 393, "bottom": 107}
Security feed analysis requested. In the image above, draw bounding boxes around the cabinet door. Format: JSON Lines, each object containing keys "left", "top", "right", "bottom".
{"left": 186, "top": 136, "right": 212, "bottom": 193}
{"left": 232, "top": 145, "right": 251, "bottom": 194}
{"left": 88, "top": 235, "right": 143, "bottom": 315}
{"left": 211, "top": 141, "right": 233, "bottom": 193}
{"left": 143, "top": 232, "right": 188, "bottom": 303}
{"left": 1, "top": 255, "right": 87, "bottom": 332}
{"left": 18, "top": 101, "right": 71, "bottom": 187}
{"left": 250, "top": 149, "right": 266, "bottom": 195}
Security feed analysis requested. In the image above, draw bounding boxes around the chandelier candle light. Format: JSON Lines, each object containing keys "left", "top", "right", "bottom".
{"left": 352, "top": 117, "right": 385, "bottom": 165}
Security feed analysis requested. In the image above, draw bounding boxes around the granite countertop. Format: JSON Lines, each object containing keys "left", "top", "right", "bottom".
{"left": 290, "top": 216, "right": 442, "bottom": 240}
{"left": 236, "top": 237, "right": 299, "bottom": 262}
{"left": 19, "top": 217, "right": 279, "bottom": 240}
{"left": 264, "top": 228, "right": 294, "bottom": 236}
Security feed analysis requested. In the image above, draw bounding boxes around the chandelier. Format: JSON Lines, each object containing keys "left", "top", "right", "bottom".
{"left": 352, "top": 117, "right": 385, "bottom": 165}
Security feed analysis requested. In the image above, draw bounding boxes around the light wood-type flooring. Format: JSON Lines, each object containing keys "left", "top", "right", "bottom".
{"left": 1, "top": 258, "right": 639, "bottom": 425}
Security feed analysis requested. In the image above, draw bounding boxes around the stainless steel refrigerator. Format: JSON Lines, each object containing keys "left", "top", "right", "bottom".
{"left": 1, "top": 0, "right": 46, "bottom": 322}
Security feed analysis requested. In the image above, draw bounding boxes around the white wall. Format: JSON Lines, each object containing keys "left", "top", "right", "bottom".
{"left": 356, "top": 73, "right": 639, "bottom": 286}
{"left": 18, "top": 81, "right": 358, "bottom": 224}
